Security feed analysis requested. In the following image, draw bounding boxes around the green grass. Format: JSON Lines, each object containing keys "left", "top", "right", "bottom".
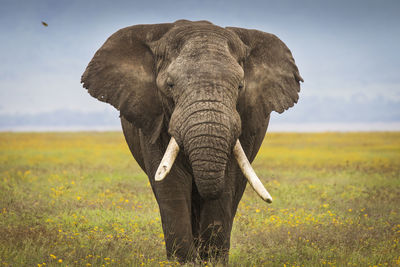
{"left": 0, "top": 132, "right": 399, "bottom": 266}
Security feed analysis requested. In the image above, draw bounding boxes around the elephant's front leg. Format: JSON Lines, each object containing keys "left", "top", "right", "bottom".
{"left": 196, "top": 192, "right": 234, "bottom": 263}
{"left": 152, "top": 167, "right": 196, "bottom": 262}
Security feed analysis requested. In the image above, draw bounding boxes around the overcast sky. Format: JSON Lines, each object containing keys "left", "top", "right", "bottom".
{"left": 0, "top": 0, "right": 399, "bottom": 116}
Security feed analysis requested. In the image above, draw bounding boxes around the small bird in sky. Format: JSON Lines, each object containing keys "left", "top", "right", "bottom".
{"left": 41, "top": 21, "right": 48, "bottom": 27}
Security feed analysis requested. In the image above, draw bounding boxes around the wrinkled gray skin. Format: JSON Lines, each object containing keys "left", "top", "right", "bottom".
{"left": 82, "top": 20, "right": 302, "bottom": 263}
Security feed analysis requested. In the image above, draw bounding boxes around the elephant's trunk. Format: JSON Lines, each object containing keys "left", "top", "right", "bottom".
{"left": 170, "top": 95, "right": 240, "bottom": 200}
{"left": 186, "top": 124, "right": 231, "bottom": 199}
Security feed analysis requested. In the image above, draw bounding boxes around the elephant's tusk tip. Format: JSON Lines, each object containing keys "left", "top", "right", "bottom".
{"left": 154, "top": 173, "right": 162, "bottom": 182}
{"left": 155, "top": 165, "right": 168, "bottom": 181}
{"left": 261, "top": 191, "right": 273, "bottom": 204}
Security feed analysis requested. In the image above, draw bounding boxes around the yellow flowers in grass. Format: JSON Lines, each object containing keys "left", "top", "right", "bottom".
{"left": 1, "top": 132, "right": 398, "bottom": 266}
{"left": 256, "top": 132, "right": 400, "bottom": 173}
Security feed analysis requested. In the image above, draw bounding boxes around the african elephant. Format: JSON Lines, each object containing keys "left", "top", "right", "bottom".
{"left": 82, "top": 19, "right": 302, "bottom": 263}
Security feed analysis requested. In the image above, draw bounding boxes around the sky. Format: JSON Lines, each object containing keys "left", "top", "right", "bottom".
{"left": 0, "top": 0, "right": 399, "bottom": 125}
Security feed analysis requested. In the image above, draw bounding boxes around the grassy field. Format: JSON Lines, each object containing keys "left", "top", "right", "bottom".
{"left": 0, "top": 132, "right": 399, "bottom": 266}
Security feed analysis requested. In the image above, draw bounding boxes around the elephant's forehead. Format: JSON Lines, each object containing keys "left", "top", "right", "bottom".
{"left": 162, "top": 24, "right": 246, "bottom": 56}
{"left": 169, "top": 23, "right": 228, "bottom": 40}
{"left": 181, "top": 35, "right": 229, "bottom": 55}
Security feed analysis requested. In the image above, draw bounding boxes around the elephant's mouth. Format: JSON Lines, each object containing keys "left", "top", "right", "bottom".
{"left": 155, "top": 137, "right": 272, "bottom": 203}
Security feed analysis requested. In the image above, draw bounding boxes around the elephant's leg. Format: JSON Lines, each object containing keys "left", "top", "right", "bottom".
{"left": 195, "top": 159, "right": 248, "bottom": 263}
{"left": 154, "top": 170, "right": 195, "bottom": 262}
{"left": 196, "top": 192, "right": 234, "bottom": 263}
{"left": 134, "top": 131, "right": 196, "bottom": 262}
{"left": 191, "top": 181, "right": 202, "bottom": 250}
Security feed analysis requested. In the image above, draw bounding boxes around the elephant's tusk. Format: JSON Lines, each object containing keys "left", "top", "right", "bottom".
{"left": 155, "top": 137, "right": 180, "bottom": 182}
{"left": 233, "top": 140, "right": 273, "bottom": 203}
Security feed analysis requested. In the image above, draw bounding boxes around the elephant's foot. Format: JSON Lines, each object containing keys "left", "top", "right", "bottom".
{"left": 163, "top": 223, "right": 197, "bottom": 263}
{"left": 166, "top": 241, "right": 197, "bottom": 263}
{"left": 196, "top": 222, "right": 230, "bottom": 264}
{"left": 165, "top": 229, "right": 229, "bottom": 264}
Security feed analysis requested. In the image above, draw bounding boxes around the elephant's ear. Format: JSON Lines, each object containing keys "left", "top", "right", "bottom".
{"left": 227, "top": 27, "right": 303, "bottom": 135}
{"left": 81, "top": 23, "right": 174, "bottom": 139}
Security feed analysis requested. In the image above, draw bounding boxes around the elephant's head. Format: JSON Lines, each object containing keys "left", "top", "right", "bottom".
{"left": 82, "top": 20, "right": 302, "bottom": 201}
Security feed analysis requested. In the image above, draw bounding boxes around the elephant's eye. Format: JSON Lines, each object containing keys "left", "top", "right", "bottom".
{"left": 166, "top": 77, "right": 174, "bottom": 89}
{"left": 238, "top": 81, "right": 244, "bottom": 90}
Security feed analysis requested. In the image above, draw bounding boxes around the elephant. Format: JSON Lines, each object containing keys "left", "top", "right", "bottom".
{"left": 81, "top": 19, "right": 302, "bottom": 263}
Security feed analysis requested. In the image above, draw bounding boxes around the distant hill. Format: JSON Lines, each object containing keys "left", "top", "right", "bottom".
{"left": 272, "top": 95, "right": 400, "bottom": 123}
{"left": 0, "top": 109, "right": 121, "bottom": 131}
